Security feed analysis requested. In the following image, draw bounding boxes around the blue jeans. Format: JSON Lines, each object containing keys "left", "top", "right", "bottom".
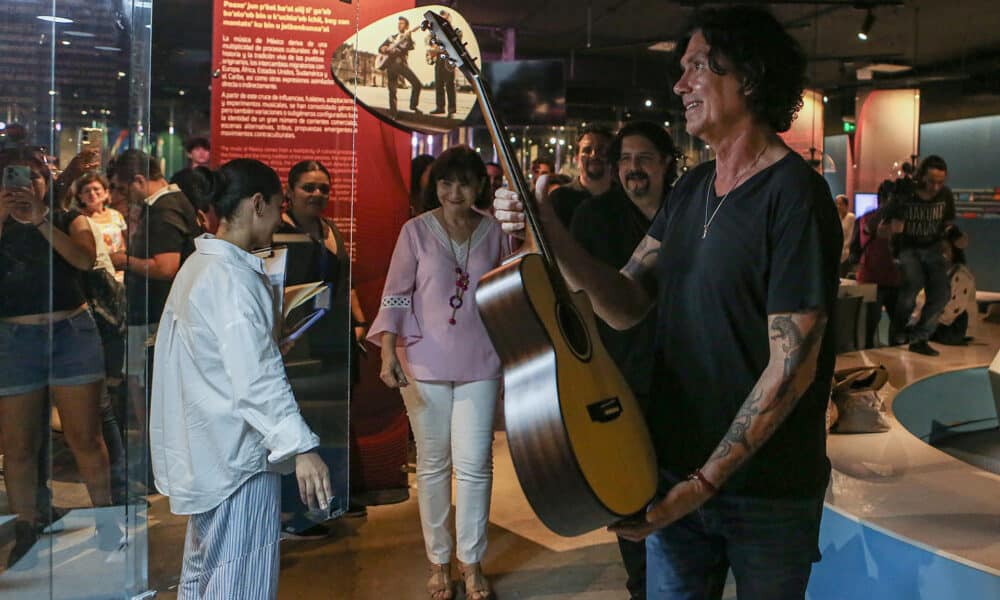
{"left": 646, "top": 472, "right": 824, "bottom": 600}
{"left": 894, "top": 245, "right": 950, "bottom": 343}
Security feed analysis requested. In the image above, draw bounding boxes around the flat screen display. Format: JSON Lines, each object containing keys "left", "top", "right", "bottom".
{"left": 854, "top": 192, "right": 879, "bottom": 217}
{"left": 465, "top": 59, "right": 566, "bottom": 126}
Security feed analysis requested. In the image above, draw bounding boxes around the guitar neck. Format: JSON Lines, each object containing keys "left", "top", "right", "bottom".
{"left": 469, "top": 73, "right": 555, "bottom": 266}
{"left": 467, "top": 72, "right": 579, "bottom": 304}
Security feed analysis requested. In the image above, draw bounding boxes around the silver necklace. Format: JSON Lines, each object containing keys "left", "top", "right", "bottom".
{"left": 702, "top": 145, "right": 769, "bottom": 239}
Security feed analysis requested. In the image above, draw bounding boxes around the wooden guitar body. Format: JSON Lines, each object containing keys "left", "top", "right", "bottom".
{"left": 476, "top": 253, "right": 657, "bottom": 536}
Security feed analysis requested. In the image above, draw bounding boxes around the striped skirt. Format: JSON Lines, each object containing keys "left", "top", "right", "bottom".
{"left": 178, "top": 471, "right": 281, "bottom": 600}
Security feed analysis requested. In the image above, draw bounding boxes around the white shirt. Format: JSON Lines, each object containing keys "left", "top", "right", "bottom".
{"left": 840, "top": 212, "right": 856, "bottom": 263}
{"left": 150, "top": 235, "right": 319, "bottom": 515}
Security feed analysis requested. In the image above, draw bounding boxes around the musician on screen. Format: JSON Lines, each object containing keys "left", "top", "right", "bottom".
{"left": 368, "top": 147, "right": 511, "bottom": 600}
{"left": 427, "top": 10, "right": 457, "bottom": 117}
{"left": 495, "top": 6, "right": 841, "bottom": 598}
{"left": 380, "top": 15, "right": 422, "bottom": 119}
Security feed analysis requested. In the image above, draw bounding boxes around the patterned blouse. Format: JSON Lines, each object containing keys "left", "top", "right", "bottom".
{"left": 367, "top": 210, "right": 510, "bottom": 382}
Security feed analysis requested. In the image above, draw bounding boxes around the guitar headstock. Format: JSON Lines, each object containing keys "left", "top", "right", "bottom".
{"left": 423, "top": 10, "right": 478, "bottom": 76}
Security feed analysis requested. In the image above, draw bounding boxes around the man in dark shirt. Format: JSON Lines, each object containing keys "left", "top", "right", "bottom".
{"left": 495, "top": 7, "right": 840, "bottom": 597}
{"left": 884, "top": 155, "right": 955, "bottom": 356}
{"left": 427, "top": 9, "right": 458, "bottom": 117}
{"left": 551, "top": 126, "right": 614, "bottom": 226}
{"left": 569, "top": 120, "right": 676, "bottom": 600}
{"left": 380, "top": 16, "right": 421, "bottom": 119}
{"left": 108, "top": 150, "right": 199, "bottom": 422}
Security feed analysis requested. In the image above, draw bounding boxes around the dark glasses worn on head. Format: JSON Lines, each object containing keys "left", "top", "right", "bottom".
{"left": 298, "top": 183, "right": 330, "bottom": 194}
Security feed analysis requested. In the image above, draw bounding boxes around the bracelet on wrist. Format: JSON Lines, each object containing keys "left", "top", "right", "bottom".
{"left": 687, "top": 468, "right": 719, "bottom": 495}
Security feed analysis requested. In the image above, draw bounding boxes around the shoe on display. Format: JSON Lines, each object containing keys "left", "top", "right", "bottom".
{"left": 429, "top": 108, "right": 445, "bottom": 115}
{"left": 908, "top": 340, "right": 940, "bottom": 356}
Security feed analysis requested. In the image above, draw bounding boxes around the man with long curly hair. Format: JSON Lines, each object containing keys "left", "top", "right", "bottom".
{"left": 495, "top": 6, "right": 841, "bottom": 598}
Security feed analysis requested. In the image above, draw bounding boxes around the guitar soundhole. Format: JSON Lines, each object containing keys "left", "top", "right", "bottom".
{"left": 556, "top": 301, "right": 592, "bottom": 361}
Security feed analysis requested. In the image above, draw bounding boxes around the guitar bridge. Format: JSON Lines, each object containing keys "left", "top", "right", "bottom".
{"left": 587, "top": 397, "right": 623, "bottom": 423}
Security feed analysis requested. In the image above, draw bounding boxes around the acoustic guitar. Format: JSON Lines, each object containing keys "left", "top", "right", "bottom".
{"left": 424, "top": 11, "right": 657, "bottom": 537}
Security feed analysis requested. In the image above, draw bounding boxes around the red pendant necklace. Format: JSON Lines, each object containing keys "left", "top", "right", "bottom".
{"left": 447, "top": 236, "right": 471, "bottom": 325}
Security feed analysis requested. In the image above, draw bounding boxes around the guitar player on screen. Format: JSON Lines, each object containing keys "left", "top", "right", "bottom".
{"left": 379, "top": 15, "right": 422, "bottom": 119}
{"left": 495, "top": 6, "right": 841, "bottom": 599}
{"left": 426, "top": 9, "right": 457, "bottom": 117}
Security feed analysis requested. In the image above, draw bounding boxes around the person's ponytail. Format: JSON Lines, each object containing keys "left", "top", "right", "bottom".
{"left": 206, "top": 159, "right": 282, "bottom": 221}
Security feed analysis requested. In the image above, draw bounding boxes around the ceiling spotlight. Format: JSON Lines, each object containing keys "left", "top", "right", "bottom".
{"left": 644, "top": 99, "right": 653, "bottom": 108}
{"left": 858, "top": 9, "right": 875, "bottom": 41}
{"left": 823, "top": 95, "right": 829, "bottom": 103}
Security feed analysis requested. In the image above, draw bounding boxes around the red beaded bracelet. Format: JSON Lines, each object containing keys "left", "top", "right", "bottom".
{"left": 688, "top": 468, "right": 719, "bottom": 495}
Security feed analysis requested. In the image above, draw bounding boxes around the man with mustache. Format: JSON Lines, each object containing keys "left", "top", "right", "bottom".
{"left": 566, "top": 120, "right": 676, "bottom": 600}
{"left": 550, "top": 126, "right": 615, "bottom": 226}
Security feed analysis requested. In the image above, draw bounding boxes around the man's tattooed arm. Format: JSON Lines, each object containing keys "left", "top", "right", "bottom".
{"left": 700, "top": 310, "right": 828, "bottom": 488}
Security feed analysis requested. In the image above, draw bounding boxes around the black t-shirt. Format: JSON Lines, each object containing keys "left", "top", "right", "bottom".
{"left": 570, "top": 186, "right": 658, "bottom": 401}
{"left": 0, "top": 209, "right": 87, "bottom": 317}
{"left": 886, "top": 186, "right": 956, "bottom": 249}
{"left": 647, "top": 152, "right": 841, "bottom": 498}
{"left": 551, "top": 179, "right": 604, "bottom": 227}
{"left": 127, "top": 188, "right": 200, "bottom": 325}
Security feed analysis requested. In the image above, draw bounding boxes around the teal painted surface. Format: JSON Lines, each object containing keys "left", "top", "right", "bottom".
{"left": 892, "top": 368, "right": 998, "bottom": 441}
{"left": 956, "top": 216, "right": 1000, "bottom": 293}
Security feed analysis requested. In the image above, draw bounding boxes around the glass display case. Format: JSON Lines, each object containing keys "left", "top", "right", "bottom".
{"left": 0, "top": 1, "right": 357, "bottom": 597}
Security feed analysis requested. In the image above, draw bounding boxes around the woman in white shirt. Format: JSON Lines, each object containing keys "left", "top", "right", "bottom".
{"left": 150, "top": 158, "right": 331, "bottom": 599}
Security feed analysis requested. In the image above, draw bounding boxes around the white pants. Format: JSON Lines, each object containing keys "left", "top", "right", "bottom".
{"left": 400, "top": 378, "right": 499, "bottom": 565}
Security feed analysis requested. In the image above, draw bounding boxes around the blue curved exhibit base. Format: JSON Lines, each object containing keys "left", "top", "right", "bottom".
{"left": 809, "top": 506, "right": 1000, "bottom": 600}
{"left": 808, "top": 365, "right": 1000, "bottom": 598}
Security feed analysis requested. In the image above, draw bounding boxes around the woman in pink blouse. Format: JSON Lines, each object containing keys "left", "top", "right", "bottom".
{"left": 368, "top": 147, "right": 508, "bottom": 600}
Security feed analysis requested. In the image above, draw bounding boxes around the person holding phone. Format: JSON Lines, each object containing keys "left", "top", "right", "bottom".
{"left": 0, "top": 149, "right": 116, "bottom": 568}
{"left": 150, "top": 158, "right": 331, "bottom": 599}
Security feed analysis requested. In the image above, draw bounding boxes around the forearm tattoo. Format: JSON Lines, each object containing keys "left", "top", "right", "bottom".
{"left": 709, "top": 312, "right": 827, "bottom": 466}
{"left": 621, "top": 236, "right": 660, "bottom": 281}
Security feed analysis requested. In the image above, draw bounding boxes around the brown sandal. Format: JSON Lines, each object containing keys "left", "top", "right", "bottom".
{"left": 459, "top": 562, "right": 492, "bottom": 600}
{"left": 427, "top": 563, "right": 453, "bottom": 600}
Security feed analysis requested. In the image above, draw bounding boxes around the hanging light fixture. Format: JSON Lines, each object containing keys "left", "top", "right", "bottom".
{"left": 857, "top": 9, "right": 875, "bottom": 41}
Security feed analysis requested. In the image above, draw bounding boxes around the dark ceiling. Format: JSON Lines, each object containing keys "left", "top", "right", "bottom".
{"left": 152, "top": 0, "right": 1000, "bottom": 133}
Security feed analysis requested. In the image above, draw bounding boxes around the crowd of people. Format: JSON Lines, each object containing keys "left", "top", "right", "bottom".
{"left": 0, "top": 143, "right": 360, "bottom": 582}
{"left": 0, "top": 4, "right": 984, "bottom": 600}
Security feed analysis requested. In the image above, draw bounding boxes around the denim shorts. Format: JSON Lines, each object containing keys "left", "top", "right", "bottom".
{"left": 0, "top": 310, "right": 105, "bottom": 396}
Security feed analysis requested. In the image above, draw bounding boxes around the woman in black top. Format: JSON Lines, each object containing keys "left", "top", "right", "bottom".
{"left": 0, "top": 149, "right": 115, "bottom": 568}
{"left": 279, "top": 160, "right": 367, "bottom": 364}
{"left": 277, "top": 160, "right": 369, "bottom": 530}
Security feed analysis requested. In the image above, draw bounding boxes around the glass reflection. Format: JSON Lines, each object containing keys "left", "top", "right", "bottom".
{"left": 0, "top": 0, "right": 150, "bottom": 596}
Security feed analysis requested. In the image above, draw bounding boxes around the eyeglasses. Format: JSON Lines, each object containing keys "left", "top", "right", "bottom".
{"left": 298, "top": 183, "right": 330, "bottom": 194}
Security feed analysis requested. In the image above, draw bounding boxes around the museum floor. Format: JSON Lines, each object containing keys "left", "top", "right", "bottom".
{"left": 3, "top": 311, "right": 997, "bottom": 599}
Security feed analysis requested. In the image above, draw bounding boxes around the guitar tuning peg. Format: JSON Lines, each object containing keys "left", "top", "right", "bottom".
{"left": 448, "top": 59, "right": 458, "bottom": 68}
